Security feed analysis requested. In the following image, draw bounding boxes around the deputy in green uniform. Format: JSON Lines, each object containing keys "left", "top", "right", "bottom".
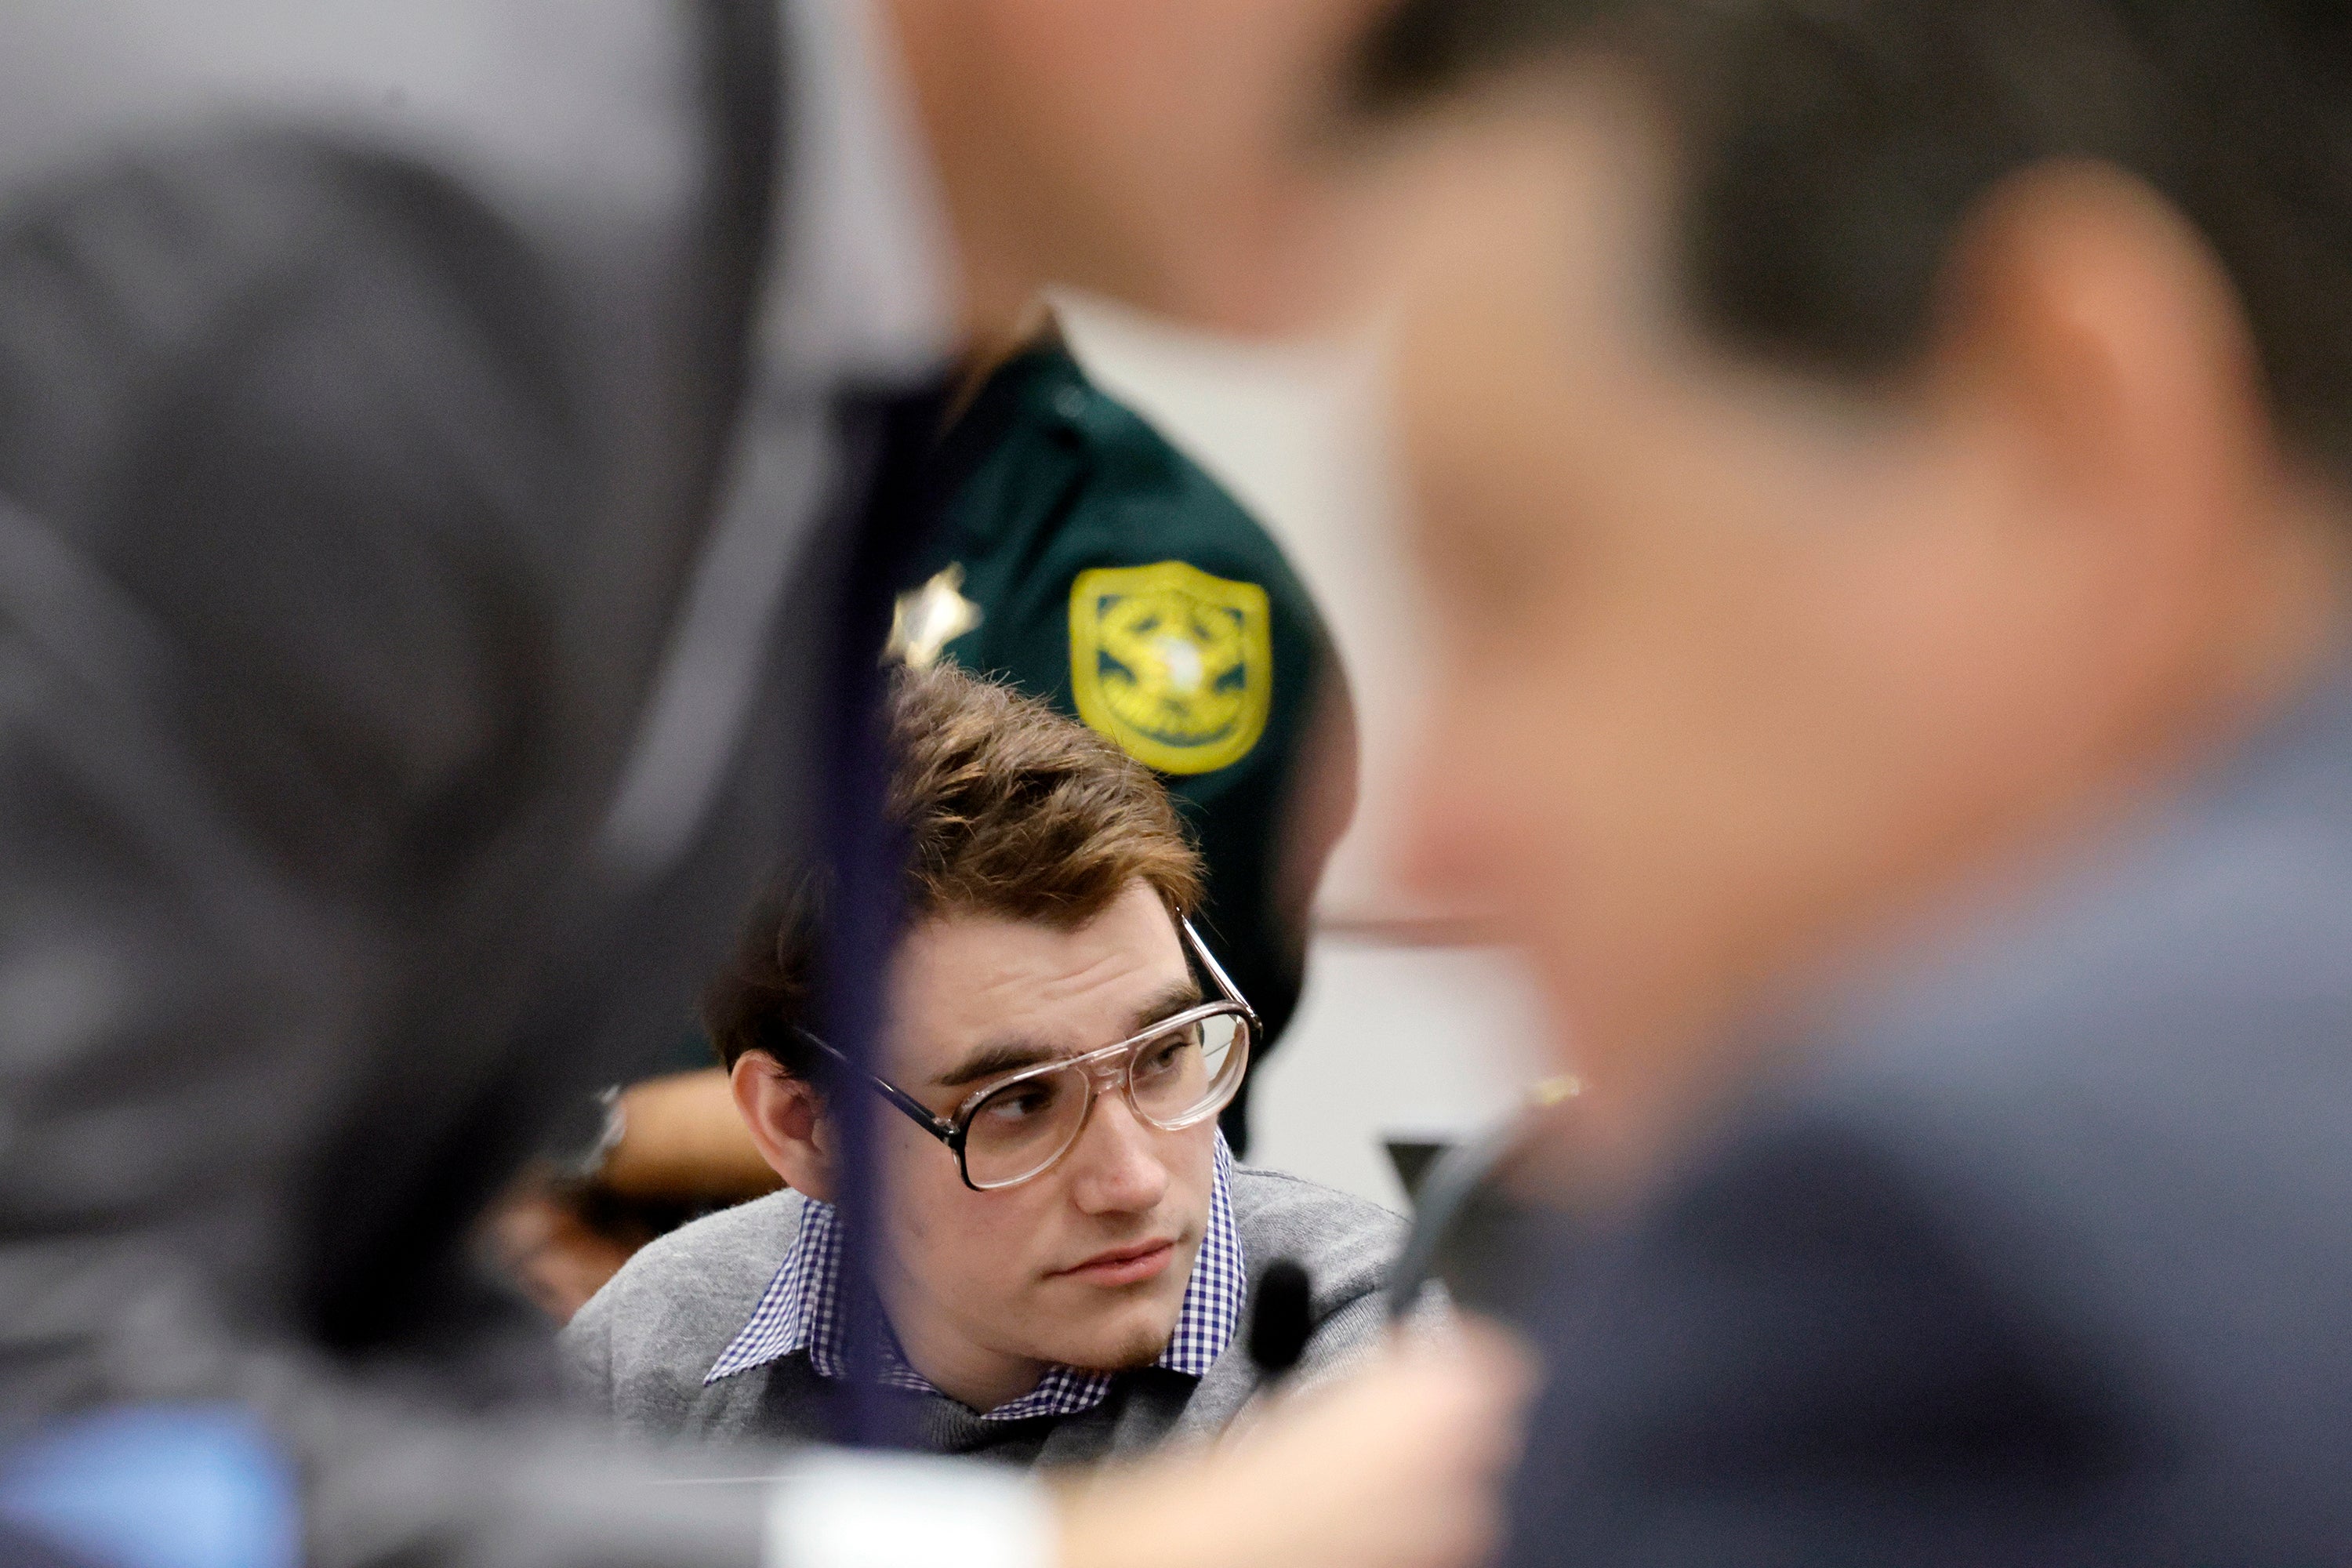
{"left": 890, "top": 325, "right": 1358, "bottom": 1152}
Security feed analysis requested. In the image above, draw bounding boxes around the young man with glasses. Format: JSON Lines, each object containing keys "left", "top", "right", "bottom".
{"left": 561, "top": 662, "right": 1401, "bottom": 1457}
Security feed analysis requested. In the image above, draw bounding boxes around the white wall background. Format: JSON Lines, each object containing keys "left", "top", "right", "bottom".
{"left": 1056, "top": 296, "right": 1552, "bottom": 1208}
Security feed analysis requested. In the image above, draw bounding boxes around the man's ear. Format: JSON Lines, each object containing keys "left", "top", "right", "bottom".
{"left": 730, "top": 1052, "right": 836, "bottom": 1203}
{"left": 1931, "top": 159, "right": 2274, "bottom": 648}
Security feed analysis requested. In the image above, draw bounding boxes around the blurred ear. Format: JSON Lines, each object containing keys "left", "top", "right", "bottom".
{"left": 730, "top": 1053, "right": 835, "bottom": 1202}
{"left": 1926, "top": 158, "right": 2274, "bottom": 671}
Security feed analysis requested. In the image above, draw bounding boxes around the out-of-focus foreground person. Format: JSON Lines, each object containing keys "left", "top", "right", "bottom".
{"left": 1360, "top": 0, "right": 2352, "bottom": 1560}
{"left": 0, "top": 4, "right": 1525, "bottom": 1567}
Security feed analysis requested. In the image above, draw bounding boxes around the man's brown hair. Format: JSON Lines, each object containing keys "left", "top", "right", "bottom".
{"left": 705, "top": 662, "right": 1205, "bottom": 1077}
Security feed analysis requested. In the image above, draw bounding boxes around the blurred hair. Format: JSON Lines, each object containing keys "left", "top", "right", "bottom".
{"left": 705, "top": 661, "right": 1204, "bottom": 1077}
{"left": 1356, "top": 0, "right": 2352, "bottom": 477}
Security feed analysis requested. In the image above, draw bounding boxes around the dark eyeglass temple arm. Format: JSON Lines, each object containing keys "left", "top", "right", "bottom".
{"left": 796, "top": 1029, "right": 960, "bottom": 1145}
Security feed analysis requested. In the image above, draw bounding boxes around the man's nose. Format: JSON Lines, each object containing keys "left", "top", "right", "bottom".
{"left": 1065, "top": 1088, "right": 1172, "bottom": 1215}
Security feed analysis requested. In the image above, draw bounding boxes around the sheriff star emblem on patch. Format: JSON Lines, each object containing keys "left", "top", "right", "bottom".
{"left": 1068, "top": 561, "right": 1272, "bottom": 775}
{"left": 886, "top": 564, "right": 985, "bottom": 670}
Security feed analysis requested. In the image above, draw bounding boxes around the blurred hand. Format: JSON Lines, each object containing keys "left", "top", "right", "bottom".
{"left": 1055, "top": 1323, "right": 1534, "bottom": 1568}
{"left": 481, "top": 1175, "right": 644, "bottom": 1323}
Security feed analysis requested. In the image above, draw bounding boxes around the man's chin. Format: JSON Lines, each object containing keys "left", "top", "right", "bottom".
{"left": 1033, "top": 1305, "right": 1183, "bottom": 1374}
{"left": 1026, "top": 1236, "right": 1200, "bottom": 1370}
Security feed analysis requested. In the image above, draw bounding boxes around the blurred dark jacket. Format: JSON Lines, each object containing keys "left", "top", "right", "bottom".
{"left": 0, "top": 4, "right": 942, "bottom": 1564}
{"left": 1502, "top": 664, "right": 2352, "bottom": 1564}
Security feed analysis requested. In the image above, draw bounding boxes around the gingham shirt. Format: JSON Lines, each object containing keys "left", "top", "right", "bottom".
{"left": 704, "top": 1134, "right": 1246, "bottom": 1420}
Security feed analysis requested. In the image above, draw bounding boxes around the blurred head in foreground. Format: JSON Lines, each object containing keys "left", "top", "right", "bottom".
{"left": 1365, "top": 1, "right": 2352, "bottom": 1185}
{"left": 708, "top": 665, "right": 1242, "bottom": 1406}
{"left": 887, "top": 0, "right": 1396, "bottom": 333}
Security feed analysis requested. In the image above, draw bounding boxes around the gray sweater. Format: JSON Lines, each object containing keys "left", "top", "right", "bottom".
{"left": 562, "top": 1167, "right": 1403, "bottom": 1465}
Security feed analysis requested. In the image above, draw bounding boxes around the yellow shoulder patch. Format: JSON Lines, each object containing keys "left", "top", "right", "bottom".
{"left": 1069, "top": 561, "right": 1272, "bottom": 775}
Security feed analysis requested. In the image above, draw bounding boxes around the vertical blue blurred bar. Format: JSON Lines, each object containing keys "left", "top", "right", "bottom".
{"left": 816, "top": 385, "right": 950, "bottom": 1449}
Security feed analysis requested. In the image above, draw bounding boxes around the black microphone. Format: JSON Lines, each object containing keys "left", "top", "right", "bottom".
{"left": 1247, "top": 1257, "right": 1313, "bottom": 1381}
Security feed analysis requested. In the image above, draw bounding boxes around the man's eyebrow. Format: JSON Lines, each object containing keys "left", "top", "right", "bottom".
{"left": 931, "top": 980, "right": 1210, "bottom": 1091}
{"left": 1125, "top": 979, "right": 1204, "bottom": 1036}
{"left": 935, "top": 1040, "right": 1061, "bottom": 1091}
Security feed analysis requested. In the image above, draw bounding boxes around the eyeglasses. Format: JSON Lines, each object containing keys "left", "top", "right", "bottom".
{"left": 802, "top": 918, "right": 1256, "bottom": 1192}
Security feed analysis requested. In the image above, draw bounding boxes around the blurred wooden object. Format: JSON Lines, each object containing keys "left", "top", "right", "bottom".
{"left": 600, "top": 1067, "right": 783, "bottom": 1204}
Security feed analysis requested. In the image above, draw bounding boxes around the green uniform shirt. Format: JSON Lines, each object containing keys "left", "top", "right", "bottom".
{"left": 898, "top": 346, "right": 1341, "bottom": 1140}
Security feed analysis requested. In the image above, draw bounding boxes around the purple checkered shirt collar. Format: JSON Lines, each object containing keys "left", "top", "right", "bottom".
{"left": 705, "top": 1134, "right": 1245, "bottom": 1419}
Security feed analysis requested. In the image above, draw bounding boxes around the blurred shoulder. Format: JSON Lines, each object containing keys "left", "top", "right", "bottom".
{"left": 561, "top": 1188, "right": 805, "bottom": 1409}
{"left": 1025, "top": 351, "right": 1302, "bottom": 573}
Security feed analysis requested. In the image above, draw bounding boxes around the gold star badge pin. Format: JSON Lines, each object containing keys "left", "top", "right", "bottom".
{"left": 886, "top": 563, "right": 985, "bottom": 670}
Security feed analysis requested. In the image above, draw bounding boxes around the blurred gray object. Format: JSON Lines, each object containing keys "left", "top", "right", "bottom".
{"left": 1385, "top": 1109, "right": 1574, "bottom": 1325}
{"left": 1382, "top": 1138, "right": 1450, "bottom": 1202}
{"left": 0, "top": 3, "right": 949, "bottom": 1563}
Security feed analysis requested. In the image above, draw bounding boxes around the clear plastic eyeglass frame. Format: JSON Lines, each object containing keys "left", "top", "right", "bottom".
{"left": 801, "top": 917, "right": 1257, "bottom": 1192}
